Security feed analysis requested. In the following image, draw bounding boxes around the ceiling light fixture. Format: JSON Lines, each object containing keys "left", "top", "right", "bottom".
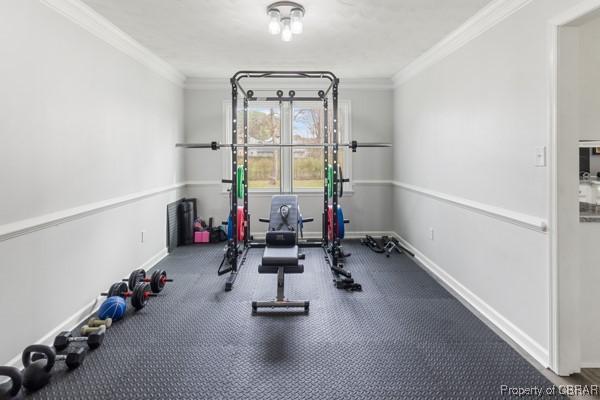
{"left": 266, "top": 2, "right": 305, "bottom": 42}
{"left": 268, "top": 9, "right": 281, "bottom": 35}
{"left": 281, "top": 17, "right": 293, "bottom": 42}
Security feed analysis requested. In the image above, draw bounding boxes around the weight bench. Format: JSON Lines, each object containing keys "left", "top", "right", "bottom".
{"left": 252, "top": 195, "right": 309, "bottom": 313}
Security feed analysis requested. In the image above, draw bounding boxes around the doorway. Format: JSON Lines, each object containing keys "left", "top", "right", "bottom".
{"left": 550, "top": 1, "right": 600, "bottom": 377}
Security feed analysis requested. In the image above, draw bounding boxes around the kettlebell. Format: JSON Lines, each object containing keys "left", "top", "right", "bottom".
{"left": 0, "top": 366, "right": 22, "bottom": 399}
{"left": 21, "top": 345, "right": 55, "bottom": 392}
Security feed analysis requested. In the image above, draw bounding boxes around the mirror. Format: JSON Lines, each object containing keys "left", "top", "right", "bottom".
{"left": 579, "top": 141, "right": 600, "bottom": 221}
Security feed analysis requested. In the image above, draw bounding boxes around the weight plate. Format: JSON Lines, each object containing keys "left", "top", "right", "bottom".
{"left": 107, "top": 282, "right": 128, "bottom": 298}
{"left": 128, "top": 268, "right": 146, "bottom": 291}
{"left": 237, "top": 206, "right": 245, "bottom": 241}
{"left": 131, "top": 282, "right": 150, "bottom": 310}
{"left": 227, "top": 215, "right": 233, "bottom": 240}
{"left": 327, "top": 205, "right": 333, "bottom": 241}
{"left": 338, "top": 166, "right": 344, "bottom": 198}
{"left": 327, "top": 205, "right": 345, "bottom": 240}
{"left": 150, "top": 270, "right": 166, "bottom": 293}
{"left": 236, "top": 166, "right": 245, "bottom": 199}
{"left": 327, "top": 164, "right": 333, "bottom": 199}
{"left": 337, "top": 206, "right": 345, "bottom": 239}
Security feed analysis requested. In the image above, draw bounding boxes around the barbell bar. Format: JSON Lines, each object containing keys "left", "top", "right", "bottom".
{"left": 176, "top": 141, "right": 392, "bottom": 152}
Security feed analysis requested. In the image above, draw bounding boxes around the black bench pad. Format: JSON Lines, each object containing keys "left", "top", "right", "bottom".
{"left": 261, "top": 246, "right": 299, "bottom": 266}
{"left": 258, "top": 264, "right": 304, "bottom": 274}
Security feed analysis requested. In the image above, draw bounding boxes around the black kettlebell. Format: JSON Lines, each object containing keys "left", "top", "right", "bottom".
{"left": 0, "top": 366, "right": 22, "bottom": 399}
{"left": 21, "top": 345, "right": 55, "bottom": 392}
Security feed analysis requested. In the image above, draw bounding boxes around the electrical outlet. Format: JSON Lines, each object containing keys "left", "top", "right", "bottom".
{"left": 535, "top": 146, "right": 546, "bottom": 167}
{"left": 141, "top": 231, "right": 146, "bottom": 243}
{"left": 429, "top": 228, "right": 434, "bottom": 240}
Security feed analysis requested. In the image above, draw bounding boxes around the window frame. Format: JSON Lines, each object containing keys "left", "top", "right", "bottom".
{"left": 223, "top": 99, "right": 352, "bottom": 194}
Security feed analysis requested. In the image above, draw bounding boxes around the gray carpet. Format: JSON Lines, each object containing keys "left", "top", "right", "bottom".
{"left": 26, "top": 241, "right": 563, "bottom": 399}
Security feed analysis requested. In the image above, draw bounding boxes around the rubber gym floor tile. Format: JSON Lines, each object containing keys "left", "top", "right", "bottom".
{"left": 384, "top": 298, "right": 505, "bottom": 345}
{"left": 23, "top": 241, "right": 564, "bottom": 399}
{"left": 418, "top": 341, "right": 560, "bottom": 399}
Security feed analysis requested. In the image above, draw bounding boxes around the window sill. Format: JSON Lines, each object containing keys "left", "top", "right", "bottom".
{"left": 220, "top": 190, "right": 354, "bottom": 197}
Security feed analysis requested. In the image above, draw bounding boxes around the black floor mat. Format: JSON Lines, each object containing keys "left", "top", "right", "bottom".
{"left": 25, "top": 241, "right": 563, "bottom": 399}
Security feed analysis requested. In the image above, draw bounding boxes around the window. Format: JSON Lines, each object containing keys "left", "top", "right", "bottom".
{"left": 224, "top": 100, "right": 350, "bottom": 192}
{"left": 236, "top": 105, "right": 281, "bottom": 190}
{"left": 293, "top": 105, "right": 323, "bottom": 189}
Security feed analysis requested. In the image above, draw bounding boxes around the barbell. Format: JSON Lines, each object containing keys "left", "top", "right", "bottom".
{"left": 176, "top": 140, "right": 391, "bottom": 152}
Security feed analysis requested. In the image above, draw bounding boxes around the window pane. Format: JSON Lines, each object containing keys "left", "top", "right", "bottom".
{"left": 293, "top": 106, "right": 324, "bottom": 189}
{"left": 236, "top": 105, "right": 281, "bottom": 190}
{"left": 248, "top": 149, "right": 280, "bottom": 190}
{"left": 293, "top": 149, "right": 323, "bottom": 189}
{"left": 237, "top": 105, "right": 281, "bottom": 144}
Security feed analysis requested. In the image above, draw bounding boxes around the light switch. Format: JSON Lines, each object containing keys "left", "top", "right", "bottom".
{"left": 535, "top": 146, "right": 546, "bottom": 167}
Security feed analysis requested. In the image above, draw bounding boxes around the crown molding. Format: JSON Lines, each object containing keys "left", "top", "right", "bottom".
{"left": 393, "top": 0, "right": 533, "bottom": 87}
{"left": 41, "top": 0, "right": 185, "bottom": 86}
{"left": 185, "top": 77, "right": 393, "bottom": 91}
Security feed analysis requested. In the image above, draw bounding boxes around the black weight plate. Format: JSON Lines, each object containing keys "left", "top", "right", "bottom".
{"left": 127, "top": 268, "right": 146, "bottom": 291}
{"left": 131, "top": 282, "right": 150, "bottom": 310}
{"left": 107, "top": 282, "right": 128, "bottom": 298}
{"left": 150, "top": 270, "right": 166, "bottom": 293}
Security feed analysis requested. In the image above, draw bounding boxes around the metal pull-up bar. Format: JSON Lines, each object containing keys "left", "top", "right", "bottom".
{"left": 176, "top": 141, "right": 392, "bottom": 152}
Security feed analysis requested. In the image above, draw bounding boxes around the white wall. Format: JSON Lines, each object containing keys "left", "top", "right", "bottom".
{"left": 0, "top": 1, "right": 183, "bottom": 364}
{"left": 183, "top": 84, "right": 394, "bottom": 236}
{"left": 391, "top": 0, "right": 598, "bottom": 372}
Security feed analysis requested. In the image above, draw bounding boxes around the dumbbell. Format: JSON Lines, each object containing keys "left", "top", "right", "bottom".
{"left": 21, "top": 345, "right": 86, "bottom": 392}
{"left": 123, "top": 268, "right": 172, "bottom": 293}
{"left": 101, "top": 281, "right": 156, "bottom": 310}
{"left": 80, "top": 324, "right": 108, "bottom": 336}
{"left": 53, "top": 326, "right": 106, "bottom": 351}
{"left": 0, "top": 366, "right": 22, "bottom": 399}
{"left": 87, "top": 317, "right": 112, "bottom": 329}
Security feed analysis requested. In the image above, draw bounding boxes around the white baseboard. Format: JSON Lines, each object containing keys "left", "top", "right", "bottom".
{"left": 250, "top": 231, "right": 394, "bottom": 240}
{"left": 5, "top": 247, "right": 168, "bottom": 368}
{"left": 580, "top": 362, "right": 600, "bottom": 369}
{"left": 390, "top": 232, "right": 550, "bottom": 368}
{"left": 344, "top": 231, "right": 395, "bottom": 239}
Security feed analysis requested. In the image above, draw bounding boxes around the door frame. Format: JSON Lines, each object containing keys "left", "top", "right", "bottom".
{"left": 548, "top": 0, "right": 600, "bottom": 375}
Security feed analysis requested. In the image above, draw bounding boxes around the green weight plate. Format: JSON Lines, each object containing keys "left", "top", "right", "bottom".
{"left": 327, "top": 164, "right": 333, "bottom": 199}
{"left": 237, "top": 166, "right": 244, "bottom": 199}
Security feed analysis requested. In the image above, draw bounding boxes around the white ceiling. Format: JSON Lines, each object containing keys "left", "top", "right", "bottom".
{"left": 82, "top": 0, "right": 492, "bottom": 79}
